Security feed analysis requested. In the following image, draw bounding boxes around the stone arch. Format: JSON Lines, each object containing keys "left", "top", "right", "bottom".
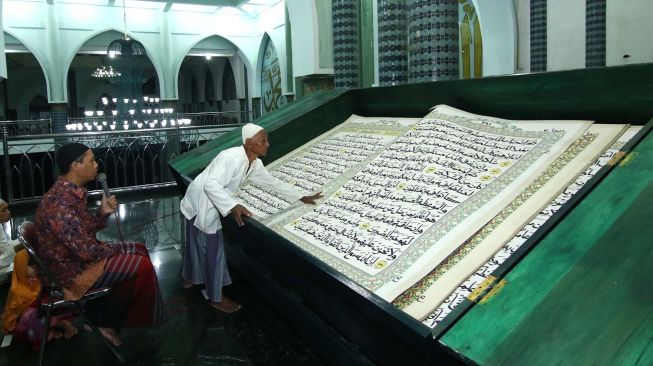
{"left": 172, "top": 34, "right": 253, "bottom": 103}
{"left": 3, "top": 30, "right": 51, "bottom": 103}
{"left": 204, "top": 68, "right": 215, "bottom": 102}
{"left": 62, "top": 28, "right": 164, "bottom": 102}
{"left": 222, "top": 61, "right": 237, "bottom": 101}
{"left": 28, "top": 94, "right": 49, "bottom": 120}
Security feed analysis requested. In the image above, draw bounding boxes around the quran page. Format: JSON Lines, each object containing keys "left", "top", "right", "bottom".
{"left": 421, "top": 125, "right": 642, "bottom": 328}
{"left": 247, "top": 105, "right": 593, "bottom": 301}
{"left": 396, "top": 123, "right": 628, "bottom": 319}
{"left": 237, "top": 115, "right": 421, "bottom": 220}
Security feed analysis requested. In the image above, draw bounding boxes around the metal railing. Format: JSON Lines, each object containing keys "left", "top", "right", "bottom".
{"left": 0, "top": 119, "right": 52, "bottom": 136}
{"left": 9, "top": 197, "right": 183, "bottom": 251}
{"left": 0, "top": 124, "right": 242, "bottom": 204}
{"left": 97, "top": 199, "right": 183, "bottom": 250}
{"left": 0, "top": 111, "right": 253, "bottom": 135}
{"left": 176, "top": 111, "right": 255, "bottom": 127}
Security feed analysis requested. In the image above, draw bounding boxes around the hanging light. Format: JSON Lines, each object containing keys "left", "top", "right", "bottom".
{"left": 106, "top": 1, "right": 147, "bottom": 59}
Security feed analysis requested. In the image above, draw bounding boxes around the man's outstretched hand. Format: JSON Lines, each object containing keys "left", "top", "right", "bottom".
{"left": 231, "top": 204, "right": 253, "bottom": 227}
{"left": 300, "top": 192, "right": 324, "bottom": 205}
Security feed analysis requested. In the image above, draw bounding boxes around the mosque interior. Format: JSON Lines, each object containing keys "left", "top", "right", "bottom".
{"left": 1, "top": 0, "right": 653, "bottom": 365}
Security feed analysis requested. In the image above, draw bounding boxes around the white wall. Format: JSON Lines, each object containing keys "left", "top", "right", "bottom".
{"left": 0, "top": 0, "right": 5, "bottom": 79}
{"left": 513, "top": 0, "right": 530, "bottom": 73}
{"left": 547, "top": 0, "right": 585, "bottom": 71}
{"left": 256, "top": 1, "right": 288, "bottom": 96}
{"left": 286, "top": 0, "right": 333, "bottom": 77}
{"left": 474, "top": 0, "right": 517, "bottom": 76}
{"left": 514, "top": 0, "right": 653, "bottom": 72}
{"left": 314, "top": 0, "right": 333, "bottom": 70}
{"left": 606, "top": 0, "right": 653, "bottom": 66}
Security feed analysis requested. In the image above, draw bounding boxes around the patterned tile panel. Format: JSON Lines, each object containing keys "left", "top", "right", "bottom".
{"left": 50, "top": 110, "right": 69, "bottom": 134}
{"left": 407, "top": 0, "right": 459, "bottom": 83}
{"left": 251, "top": 97, "right": 261, "bottom": 119}
{"left": 530, "top": 0, "right": 547, "bottom": 72}
{"left": 586, "top": 0, "right": 606, "bottom": 67}
{"left": 378, "top": 0, "right": 408, "bottom": 86}
{"left": 333, "top": 0, "right": 360, "bottom": 89}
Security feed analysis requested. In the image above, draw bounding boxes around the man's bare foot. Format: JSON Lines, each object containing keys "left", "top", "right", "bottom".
{"left": 48, "top": 329, "right": 63, "bottom": 341}
{"left": 54, "top": 319, "right": 78, "bottom": 339}
{"left": 98, "top": 327, "right": 122, "bottom": 347}
{"left": 182, "top": 278, "right": 194, "bottom": 289}
{"left": 209, "top": 296, "right": 241, "bottom": 313}
{"left": 85, "top": 324, "right": 122, "bottom": 347}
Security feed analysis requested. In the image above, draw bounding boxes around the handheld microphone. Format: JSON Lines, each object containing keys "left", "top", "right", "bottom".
{"left": 96, "top": 173, "right": 111, "bottom": 198}
{"left": 96, "top": 172, "right": 125, "bottom": 242}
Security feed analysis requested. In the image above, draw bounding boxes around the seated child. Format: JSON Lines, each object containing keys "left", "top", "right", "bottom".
{"left": 0, "top": 199, "right": 18, "bottom": 283}
{"left": 2, "top": 249, "right": 78, "bottom": 347}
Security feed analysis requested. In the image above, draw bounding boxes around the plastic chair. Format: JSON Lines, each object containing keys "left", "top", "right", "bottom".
{"left": 17, "top": 221, "right": 125, "bottom": 366}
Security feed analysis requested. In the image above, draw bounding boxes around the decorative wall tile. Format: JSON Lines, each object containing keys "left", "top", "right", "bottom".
{"left": 239, "top": 98, "right": 247, "bottom": 123}
{"left": 333, "top": 0, "right": 360, "bottom": 89}
{"left": 378, "top": 0, "right": 408, "bottom": 86}
{"left": 407, "top": 0, "right": 459, "bottom": 83}
{"left": 251, "top": 97, "right": 261, "bottom": 119}
{"left": 50, "top": 104, "right": 68, "bottom": 133}
{"left": 243, "top": 62, "right": 249, "bottom": 114}
{"left": 586, "top": 0, "right": 606, "bottom": 68}
{"left": 530, "top": 0, "right": 547, "bottom": 72}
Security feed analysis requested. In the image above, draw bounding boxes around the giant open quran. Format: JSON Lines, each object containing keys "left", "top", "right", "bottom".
{"left": 234, "top": 105, "right": 634, "bottom": 322}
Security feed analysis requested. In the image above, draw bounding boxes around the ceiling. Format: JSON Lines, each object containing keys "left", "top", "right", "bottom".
{"left": 51, "top": 0, "right": 282, "bottom": 16}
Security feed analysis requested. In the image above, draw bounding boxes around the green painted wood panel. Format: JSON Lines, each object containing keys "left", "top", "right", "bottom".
{"left": 351, "top": 63, "right": 653, "bottom": 124}
{"left": 167, "top": 63, "right": 653, "bottom": 364}
{"left": 442, "top": 130, "right": 653, "bottom": 365}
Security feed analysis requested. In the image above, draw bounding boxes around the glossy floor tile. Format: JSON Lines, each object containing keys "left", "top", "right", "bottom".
{"left": 0, "top": 195, "right": 324, "bottom": 365}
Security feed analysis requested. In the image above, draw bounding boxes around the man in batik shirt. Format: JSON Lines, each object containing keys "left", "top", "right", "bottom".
{"left": 34, "top": 143, "right": 164, "bottom": 346}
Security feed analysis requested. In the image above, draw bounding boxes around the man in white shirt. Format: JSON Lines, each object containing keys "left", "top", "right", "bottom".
{"left": 180, "top": 123, "right": 322, "bottom": 313}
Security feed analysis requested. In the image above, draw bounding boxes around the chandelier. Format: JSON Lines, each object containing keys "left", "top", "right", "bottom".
{"left": 92, "top": 65, "right": 121, "bottom": 79}
{"left": 106, "top": 0, "right": 148, "bottom": 122}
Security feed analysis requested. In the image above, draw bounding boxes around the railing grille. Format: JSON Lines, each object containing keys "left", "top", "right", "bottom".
{"left": 1, "top": 122, "right": 244, "bottom": 203}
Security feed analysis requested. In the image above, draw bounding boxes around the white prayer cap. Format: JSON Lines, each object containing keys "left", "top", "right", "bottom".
{"left": 242, "top": 123, "right": 264, "bottom": 143}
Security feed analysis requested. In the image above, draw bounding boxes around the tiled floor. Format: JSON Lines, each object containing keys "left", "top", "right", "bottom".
{"left": 0, "top": 195, "right": 324, "bottom": 365}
